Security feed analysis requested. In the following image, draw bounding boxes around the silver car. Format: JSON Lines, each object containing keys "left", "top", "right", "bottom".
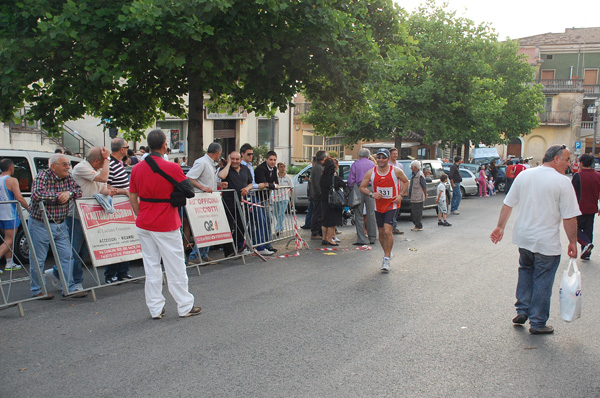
{"left": 442, "top": 166, "right": 478, "bottom": 196}
{"left": 292, "top": 160, "right": 355, "bottom": 212}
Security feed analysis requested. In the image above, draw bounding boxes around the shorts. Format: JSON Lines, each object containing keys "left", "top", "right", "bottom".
{"left": 437, "top": 201, "right": 447, "bottom": 214}
{"left": 0, "top": 218, "right": 21, "bottom": 230}
{"left": 375, "top": 210, "right": 397, "bottom": 228}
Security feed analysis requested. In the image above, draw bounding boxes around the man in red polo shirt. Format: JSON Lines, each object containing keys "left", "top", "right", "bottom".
{"left": 129, "top": 129, "right": 201, "bottom": 319}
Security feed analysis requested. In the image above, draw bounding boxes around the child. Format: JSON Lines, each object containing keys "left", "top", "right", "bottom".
{"left": 436, "top": 174, "right": 452, "bottom": 226}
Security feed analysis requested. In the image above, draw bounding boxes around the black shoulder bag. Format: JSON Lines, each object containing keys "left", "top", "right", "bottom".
{"left": 328, "top": 174, "right": 347, "bottom": 209}
{"left": 140, "top": 155, "right": 195, "bottom": 207}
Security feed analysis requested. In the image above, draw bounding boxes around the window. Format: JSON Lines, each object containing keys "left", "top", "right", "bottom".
{"left": 417, "top": 147, "right": 430, "bottom": 159}
{"left": 338, "top": 164, "right": 351, "bottom": 181}
{"left": 258, "top": 119, "right": 278, "bottom": 147}
{"left": 301, "top": 133, "right": 344, "bottom": 161}
{"left": 545, "top": 54, "right": 553, "bottom": 60}
{"left": 10, "top": 157, "right": 33, "bottom": 194}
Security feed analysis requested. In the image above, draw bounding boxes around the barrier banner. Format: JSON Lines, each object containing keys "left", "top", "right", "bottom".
{"left": 76, "top": 196, "right": 142, "bottom": 267}
{"left": 186, "top": 192, "right": 233, "bottom": 248}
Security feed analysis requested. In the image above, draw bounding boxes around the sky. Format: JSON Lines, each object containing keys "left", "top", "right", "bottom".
{"left": 395, "top": 0, "right": 600, "bottom": 40}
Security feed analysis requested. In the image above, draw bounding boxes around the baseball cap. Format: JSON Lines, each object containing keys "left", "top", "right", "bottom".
{"left": 376, "top": 148, "right": 390, "bottom": 159}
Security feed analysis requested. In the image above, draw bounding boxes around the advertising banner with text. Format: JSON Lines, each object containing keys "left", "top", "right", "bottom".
{"left": 186, "top": 192, "right": 233, "bottom": 248}
{"left": 76, "top": 196, "right": 142, "bottom": 267}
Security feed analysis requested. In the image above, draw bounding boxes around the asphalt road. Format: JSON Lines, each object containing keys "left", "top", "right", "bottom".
{"left": 1, "top": 193, "right": 600, "bottom": 397}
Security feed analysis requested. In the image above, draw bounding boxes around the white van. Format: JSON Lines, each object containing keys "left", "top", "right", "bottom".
{"left": 0, "top": 150, "right": 82, "bottom": 263}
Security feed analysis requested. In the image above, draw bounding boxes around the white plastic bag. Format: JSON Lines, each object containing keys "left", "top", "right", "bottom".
{"left": 559, "top": 258, "right": 582, "bottom": 322}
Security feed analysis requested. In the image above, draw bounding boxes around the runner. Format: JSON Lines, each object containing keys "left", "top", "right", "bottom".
{"left": 359, "top": 149, "right": 409, "bottom": 272}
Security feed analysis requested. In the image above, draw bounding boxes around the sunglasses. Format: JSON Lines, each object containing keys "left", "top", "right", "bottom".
{"left": 549, "top": 144, "right": 566, "bottom": 159}
{"left": 376, "top": 155, "right": 388, "bottom": 159}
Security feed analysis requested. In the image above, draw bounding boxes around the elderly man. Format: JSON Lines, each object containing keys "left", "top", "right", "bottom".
{"left": 105, "top": 138, "right": 132, "bottom": 283}
{"left": 218, "top": 151, "right": 254, "bottom": 257}
{"left": 45, "top": 147, "right": 114, "bottom": 294}
{"left": 408, "top": 160, "right": 427, "bottom": 232}
{"left": 130, "top": 129, "right": 200, "bottom": 319}
{"left": 30, "top": 154, "right": 82, "bottom": 298}
{"left": 186, "top": 142, "right": 225, "bottom": 262}
{"left": 491, "top": 145, "right": 580, "bottom": 334}
{"left": 347, "top": 148, "right": 376, "bottom": 245}
{"left": 0, "top": 159, "right": 29, "bottom": 271}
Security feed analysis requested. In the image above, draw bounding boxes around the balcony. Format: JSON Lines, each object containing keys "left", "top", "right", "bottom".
{"left": 584, "top": 85, "right": 600, "bottom": 95}
{"left": 538, "top": 111, "right": 572, "bottom": 125}
{"left": 536, "top": 79, "right": 583, "bottom": 93}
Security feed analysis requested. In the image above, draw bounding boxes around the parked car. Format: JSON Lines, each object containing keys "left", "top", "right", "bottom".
{"left": 292, "top": 160, "right": 354, "bottom": 212}
{"left": 397, "top": 159, "right": 451, "bottom": 214}
{"left": 442, "top": 165, "right": 478, "bottom": 196}
{"left": 0, "top": 150, "right": 82, "bottom": 263}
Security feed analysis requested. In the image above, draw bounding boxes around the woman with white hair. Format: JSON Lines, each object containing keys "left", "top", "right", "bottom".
{"left": 408, "top": 160, "right": 427, "bottom": 231}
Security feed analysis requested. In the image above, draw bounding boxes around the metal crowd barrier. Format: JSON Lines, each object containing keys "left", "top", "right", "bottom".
{"left": 182, "top": 189, "right": 252, "bottom": 269}
{"left": 0, "top": 200, "right": 52, "bottom": 316}
{"left": 242, "top": 186, "right": 300, "bottom": 251}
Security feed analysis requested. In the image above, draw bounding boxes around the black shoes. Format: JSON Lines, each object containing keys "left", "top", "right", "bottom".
{"left": 117, "top": 274, "right": 133, "bottom": 281}
{"left": 352, "top": 242, "right": 367, "bottom": 246}
{"left": 581, "top": 243, "right": 593, "bottom": 260}
{"left": 301, "top": 225, "right": 311, "bottom": 230}
{"left": 105, "top": 276, "right": 118, "bottom": 284}
{"left": 512, "top": 314, "right": 528, "bottom": 324}
{"left": 530, "top": 325, "right": 554, "bottom": 334}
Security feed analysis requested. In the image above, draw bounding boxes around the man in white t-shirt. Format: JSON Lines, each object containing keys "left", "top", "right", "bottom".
{"left": 490, "top": 145, "right": 580, "bottom": 335}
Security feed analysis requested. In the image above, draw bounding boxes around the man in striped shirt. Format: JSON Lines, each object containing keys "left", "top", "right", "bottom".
{"left": 105, "top": 137, "right": 133, "bottom": 283}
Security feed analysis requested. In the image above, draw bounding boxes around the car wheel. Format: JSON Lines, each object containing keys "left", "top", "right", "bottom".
{"left": 460, "top": 186, "right": 466, "bottom": 197}
{"left": 497, "top": 181, "right": 506, "bottom": 192}
{"left": 14, "top": 227, "right": 29, "bottom": 264}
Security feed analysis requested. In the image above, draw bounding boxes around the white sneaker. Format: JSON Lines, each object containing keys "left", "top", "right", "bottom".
{"left": 381, "top": 257, "right": 390, "bottom": 272}
{"left": 257, "top": 249, "right": 274, "bottom": 256}
{"left": 44, "top": 268, "right": 61, "bottom": 290}
{"left": 332, "top": 237, "right": 340, "bottom": 243}
{"left": 239, "top": 248, "right": 252, "bottom": 256}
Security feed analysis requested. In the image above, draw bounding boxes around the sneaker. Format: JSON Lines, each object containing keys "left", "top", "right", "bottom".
{"left": 581, "top": 243, "right": 594, "bottom": 259}
{"left": 257, "top": 249, "right": 274, "bottom": 256}
{"left": 117, "top": 274, "right": 133, "bottom": 281}
{"left": 529, "top": 325, "right": 554, "bottom": 335}
{"left": 411, "top": 227, "right": 423, "bottom": 231}
{"left": 451, "top": 211, "right": 460, "bottom": 215}
{"left": 239, "top": 248, "right": 252, "bottom": 256}
{"left": 267, "top": 247, "right": 278, "bottom": 253}
{"left": 443, "top": 221, "right": 452, "bottom": 227}
{"left": 381, "top": 257, "right": 390, "bottom": 272}
{"left": 5, "top": 261, "right": 21, "bottom": 271}
{"left": 438, "top": 220, "right": 444, "bottom": 226}
{"left": 392, "top": 229, "right": 404, "bottom": 235}
{"left": 332, "top": 237, "right": 340, "bottom": 243}
{"left": 44, "top": 268, "right": 61, "bottom": 290}
{"left": 105, "top": 276, "right": 118, "bottom": 284}
{"left": 181, "top": 306, "right": 202, "bottom": 317}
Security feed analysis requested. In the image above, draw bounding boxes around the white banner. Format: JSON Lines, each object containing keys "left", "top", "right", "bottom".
{"left": 76, "top": 196, "right": 143, "bottom": 267}
{"left": 186, "top": 192, "right": 233, "bottom": 248}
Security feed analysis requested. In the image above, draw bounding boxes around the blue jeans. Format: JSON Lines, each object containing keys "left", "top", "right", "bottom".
{"left": 247, "top": 195, "right": 271, "bottom": 251}
{"left": 189, "top": 245, "right": 210, "bottom": 260}
{"left": 516, "top": 248, "right": 561, "bottom": 328}
{"left": 274, "top": 200, "right": 289, "bottom": 232}
{"left": 65, "top": 216, "right": 87, "bottom": 289}
{"left": 451, "top": 183, "right": 462, "bottom": 212}
{"left": 104, "top": 261, "right": 131, "bottom": 279}
{"left": 304, "top": 200, "right": 313, "bottom": 228}
{"left": 29, "top": 218, "right": 74, "bottom": 295}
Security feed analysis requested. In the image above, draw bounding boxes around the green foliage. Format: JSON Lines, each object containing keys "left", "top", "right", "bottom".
{"left": 0, "top": 0, "right": 405, "bottom": 161}
{"left": 327, "top": 150, "right": 339, "bottom": 159}
{"left": 306, "top": 0, "right": 544, "bottom": 147}
{"left": 287, "top": 164, "right": 306, "bottom": 175}
{"left": 252, "top": 145, "right": 270, "bottom": 166}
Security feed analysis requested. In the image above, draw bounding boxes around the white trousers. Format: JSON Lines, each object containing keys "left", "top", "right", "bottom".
{"left": 137, "top": 227, "right": 194, "bottom": 317}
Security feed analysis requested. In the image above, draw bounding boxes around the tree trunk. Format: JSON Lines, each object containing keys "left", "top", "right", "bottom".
{"left": 463, "top": 139, "right": 470, "bottom": 162}
{"left": 188, "top": 73, "right": 204, "bottom": 163}
{"left": 394, "top": 133, "right": 403, "bottom": 158}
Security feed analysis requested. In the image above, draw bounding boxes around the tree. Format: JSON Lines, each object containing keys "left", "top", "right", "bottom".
{"left": 305, "top": 1, "right": 544, "bottom": 154}
{"left": 0, "top": 0, "right": 404, "bottom": 161}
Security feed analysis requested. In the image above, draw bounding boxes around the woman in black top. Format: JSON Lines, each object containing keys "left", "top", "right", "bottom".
{"left": 319, "top": 158, "right": 346, "bottom": 246}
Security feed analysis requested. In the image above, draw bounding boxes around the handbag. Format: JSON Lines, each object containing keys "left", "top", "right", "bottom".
{"left": 347, "top": 184, "right": 361, "bottom": 208}
{"left": 328, "top": 175, "right": 347, "bottom": 209}
{"left": 559, "top": 258, "right": 582, "bottom": 322}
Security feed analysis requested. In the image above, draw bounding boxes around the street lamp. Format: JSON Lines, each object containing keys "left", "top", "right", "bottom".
{"left": 588, "top": 99, "right": 600, "bottom": 157}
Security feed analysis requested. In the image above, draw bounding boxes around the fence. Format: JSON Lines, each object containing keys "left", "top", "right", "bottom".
{"left": 1, "top": 188, "right": 304, "bottom": 317}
